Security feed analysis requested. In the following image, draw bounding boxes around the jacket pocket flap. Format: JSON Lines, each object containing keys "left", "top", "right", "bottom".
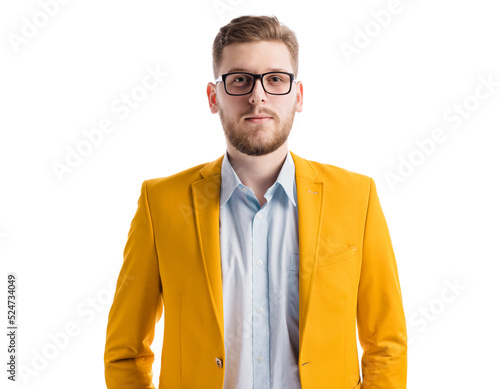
{"left": 317, "top": 244, "right": 357, "bottom": 268}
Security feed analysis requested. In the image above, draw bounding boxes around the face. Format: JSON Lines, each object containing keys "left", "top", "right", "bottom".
{"left": 207, "top": 41, "right": 303, "bottom": 156}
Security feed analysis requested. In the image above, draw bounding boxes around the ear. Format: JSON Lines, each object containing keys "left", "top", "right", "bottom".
{"left": 295, "top": 81, "right": 304, "bottom": 113}
{"left": 207, "top": 82, "right": 219, "bottom": 114}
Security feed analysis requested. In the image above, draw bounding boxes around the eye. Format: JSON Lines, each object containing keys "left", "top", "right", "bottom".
{"left": 265, "top": 74, "right": 286, "bottom": 84}
{"left": 230, "top": 75, "right": 252, "bottom": 84}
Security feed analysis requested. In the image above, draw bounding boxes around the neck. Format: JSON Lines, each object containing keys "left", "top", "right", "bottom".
{"left": 226, "top": 142, "right": 288, "bottom": 202}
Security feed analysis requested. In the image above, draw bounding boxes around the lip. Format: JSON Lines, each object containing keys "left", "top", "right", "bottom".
{"left": 244, "top": 116, "right": 273, "bottom": 123}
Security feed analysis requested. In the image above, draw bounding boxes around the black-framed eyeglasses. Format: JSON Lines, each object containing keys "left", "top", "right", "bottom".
{"left": 215, "top": 71, "right": 297, "bottom": 96}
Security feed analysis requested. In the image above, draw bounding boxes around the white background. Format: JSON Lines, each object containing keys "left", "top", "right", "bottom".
{"left": 1, "top": 0, "right": 499, "bottom": 387}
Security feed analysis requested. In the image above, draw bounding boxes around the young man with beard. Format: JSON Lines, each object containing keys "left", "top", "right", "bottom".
{"left": 104, "top": 15, "right": 407, "bottom": 389}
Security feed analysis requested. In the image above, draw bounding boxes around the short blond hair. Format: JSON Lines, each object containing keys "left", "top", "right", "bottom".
{"left": 212, "top": 15, "right": 299, "bottom": 78}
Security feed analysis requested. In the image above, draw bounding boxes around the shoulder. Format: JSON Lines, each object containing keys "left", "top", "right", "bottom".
{"left": 146, "top": 162, "right": 210, "bottom": 187}
{"left": 292, "top": 152, "right": 373, "bottom": 191}
{"left": 138, "top": 155, "right": 224, "bottom": 199}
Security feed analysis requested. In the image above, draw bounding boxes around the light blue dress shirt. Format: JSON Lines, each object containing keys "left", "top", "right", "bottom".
{"left": 219, "top": 150, "right": 301, "bottom": 389}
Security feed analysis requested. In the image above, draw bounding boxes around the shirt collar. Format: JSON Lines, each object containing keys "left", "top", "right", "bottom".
{"left": 220, "top": 150, "right": 297, "bottom": 208}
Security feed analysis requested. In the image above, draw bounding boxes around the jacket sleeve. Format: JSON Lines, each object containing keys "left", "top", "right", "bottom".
{"left": 357, "top": 178, "right": 407, "bottom": 388}
{"left": 104, "top": 180, "right": 163, "bottom": 388}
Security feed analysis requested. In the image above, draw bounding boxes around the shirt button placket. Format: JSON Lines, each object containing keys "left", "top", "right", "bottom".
{"left": 252, "top": 207, "right": 271, "bottom": 389}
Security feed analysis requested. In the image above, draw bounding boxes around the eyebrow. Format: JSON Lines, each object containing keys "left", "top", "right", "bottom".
{"left": 225, "top": 67, "right": 291, "bottom": 73}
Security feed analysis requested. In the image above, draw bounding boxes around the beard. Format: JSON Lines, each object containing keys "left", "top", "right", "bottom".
{"left": 219, "top": 105, "right": 296, "bottom": 156}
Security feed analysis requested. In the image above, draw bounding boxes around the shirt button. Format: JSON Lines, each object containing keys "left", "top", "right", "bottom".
{"left": 257, "top": 355, "right": 264, "bottom": 363}
{"left": 215, "top": 357, "right": 223, "bottom": 368}
{"left": 256, "top": 213, "right": 262, "bottom": 220}
{"left": 257, "top": 307, "right": 264, "bottom": 314}
{"left": 256, "top": 259, "right": 263, "bottom": 266}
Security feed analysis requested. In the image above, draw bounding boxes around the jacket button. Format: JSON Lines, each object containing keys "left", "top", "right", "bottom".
{"left": 215, "top": 357, "right": 223, "bottom": 369}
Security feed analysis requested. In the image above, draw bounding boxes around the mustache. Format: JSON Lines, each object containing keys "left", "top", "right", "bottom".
{"left": 241, "top": 108, "right": 277, "bottom": 119}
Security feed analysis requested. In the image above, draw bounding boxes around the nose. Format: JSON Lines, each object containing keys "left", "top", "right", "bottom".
{"left": 248, "top": 78, "right": 267, "bottom": 104}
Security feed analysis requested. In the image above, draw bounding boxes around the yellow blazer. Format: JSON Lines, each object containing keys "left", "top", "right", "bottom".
{"left": 104, "top": 151, "right": 407, "bottom": 389}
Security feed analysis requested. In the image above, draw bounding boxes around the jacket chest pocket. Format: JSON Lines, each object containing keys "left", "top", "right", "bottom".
{"left": 316, "top": 244, "right": 357, "bottom": 268}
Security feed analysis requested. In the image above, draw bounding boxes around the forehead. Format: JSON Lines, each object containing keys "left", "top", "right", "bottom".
{"left": 219, "top": 41, "right": 293, "bottom": 75}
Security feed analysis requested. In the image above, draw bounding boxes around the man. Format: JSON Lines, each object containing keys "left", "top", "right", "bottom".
{"left": 104, "top": 15, "right": 407, "bottom": 389}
